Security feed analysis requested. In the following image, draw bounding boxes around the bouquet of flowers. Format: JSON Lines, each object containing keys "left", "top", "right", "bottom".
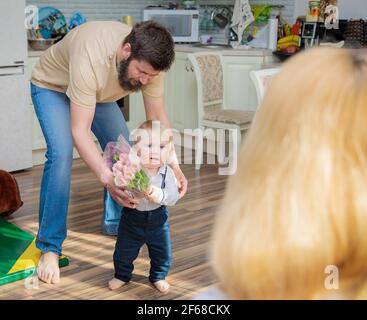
{"left": 103, "top": 135, "right": 150, "bottom": 195}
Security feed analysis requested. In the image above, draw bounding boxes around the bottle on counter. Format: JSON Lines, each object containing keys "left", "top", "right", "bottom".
{"left": 268, "top": 17, "right": 279, "bottom": 51}
{"left": 306, "top": 0, "right": 321, "bottom": 22}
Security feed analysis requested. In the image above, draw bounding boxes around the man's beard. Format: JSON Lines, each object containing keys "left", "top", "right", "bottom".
{"left": 117, "top": 58, "right": 143, "bottom": 92}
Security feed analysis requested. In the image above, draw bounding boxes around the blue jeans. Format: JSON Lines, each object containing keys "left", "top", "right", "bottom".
{"left": 113, "top": 206, "right": 172, "bottom": 283}
{"left": 30, "top": 83, "right": 130, "bottom": 255}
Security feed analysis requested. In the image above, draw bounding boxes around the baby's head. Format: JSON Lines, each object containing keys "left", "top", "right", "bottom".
{"left": 131, "top": 120, "right": 173, "bottom": 170}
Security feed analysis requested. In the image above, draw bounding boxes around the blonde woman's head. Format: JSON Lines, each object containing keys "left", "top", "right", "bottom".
{"left": 211, "top": 48, "right": 367, "bottom": 299}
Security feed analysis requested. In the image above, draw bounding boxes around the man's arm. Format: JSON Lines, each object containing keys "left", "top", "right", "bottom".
{"left": 70, "top": 103, "right": 105, "bottom": 178}
{"left": 70, "top": 102, "right": 139, "bottom": 208}
{"left": 143, "top": 95, "right": 188, "bottom": 198}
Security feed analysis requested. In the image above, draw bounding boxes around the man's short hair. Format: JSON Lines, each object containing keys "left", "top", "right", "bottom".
{"left": 123, "top": 20, "right": 175, "bottom": 71}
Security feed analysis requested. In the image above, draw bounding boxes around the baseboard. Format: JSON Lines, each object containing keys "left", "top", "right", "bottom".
{"left": 32, "top": 141, "right": 101, "bottom": 167}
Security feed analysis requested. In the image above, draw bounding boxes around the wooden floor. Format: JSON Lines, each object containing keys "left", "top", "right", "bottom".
{"left": 0, "top": 157, "right": 228, "bottom": 300}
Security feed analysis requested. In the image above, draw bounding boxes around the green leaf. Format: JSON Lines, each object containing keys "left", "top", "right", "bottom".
{"left": 112, "top": 154, "right": 119, "bottom": 163}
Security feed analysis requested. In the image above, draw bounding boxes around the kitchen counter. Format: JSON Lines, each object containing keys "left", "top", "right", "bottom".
{"left": 28, "top": 45, "right": 275, "bottom": 58}
{"left": 28, "top": 49, "right": 45, "bottom": 58}
{"left": 175, "top": 44, "right": 274, "bottom": 57}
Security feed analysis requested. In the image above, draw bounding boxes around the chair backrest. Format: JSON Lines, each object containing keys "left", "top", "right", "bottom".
{"left": 249, "top": 67, "right": 281, "bottom": 106}
{"left": 188, "top": 52, "right": 224, "bottom": 123}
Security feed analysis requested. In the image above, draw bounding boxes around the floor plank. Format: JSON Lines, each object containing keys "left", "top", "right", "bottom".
{"left": 0, "top": 157, "right": 227, "bottom": 300}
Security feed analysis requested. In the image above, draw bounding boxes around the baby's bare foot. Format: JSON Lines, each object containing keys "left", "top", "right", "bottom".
{"left": 37, "top": 252, "right": 60, "bottom": 284}
{"left": 108, "top": 277, "right": 127, "bottom": 290}
{"left": 152, "top": 280, "right": 170, "bottom": 294}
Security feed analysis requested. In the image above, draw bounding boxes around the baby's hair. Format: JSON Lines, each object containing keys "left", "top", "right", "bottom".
{"left": 133, "top": 120, "right": 173, "bottom": 145}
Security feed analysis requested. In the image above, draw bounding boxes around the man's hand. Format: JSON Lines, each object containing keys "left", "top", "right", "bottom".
{"left": 106, "top": 184, "right": 140, "bottom": 208}
{"left": 171, "top": 165, "right": 188, "bottom": 199}
{"left": 101, "top": 169, "right": 139, "bottom": 208}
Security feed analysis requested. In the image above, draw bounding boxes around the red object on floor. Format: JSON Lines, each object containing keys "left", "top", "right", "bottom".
{"left": 0, "top": 170, "right": 23, "bottom": 217}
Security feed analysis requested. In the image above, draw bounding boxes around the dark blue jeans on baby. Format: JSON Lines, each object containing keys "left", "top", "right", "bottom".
{"left": 113, "top": 205, "right": 172, "bottom": 283}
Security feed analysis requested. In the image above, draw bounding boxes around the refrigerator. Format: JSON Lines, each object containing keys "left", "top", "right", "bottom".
{"left": 0, "top": 0, "right": 32, "bottom": 172}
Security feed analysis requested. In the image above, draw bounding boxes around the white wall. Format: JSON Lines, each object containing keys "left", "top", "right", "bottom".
{"left": 293, "top": 0, "right": 308, "bottom": 19}
{"left": 294, "top": 0, "right": 367, "bottom": 20}
{"left": 337, "top": 0, "right": 367, "bottom": 19}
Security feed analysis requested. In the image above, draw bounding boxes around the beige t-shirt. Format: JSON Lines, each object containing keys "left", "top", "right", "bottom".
{"left": 31, "top": 21, "right": 165, "bottom": 109}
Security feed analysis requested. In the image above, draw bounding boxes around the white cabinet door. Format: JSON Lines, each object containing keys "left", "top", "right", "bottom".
{"left": 128, "top": 52, "right": 198, "bottom": 134}
{"left": 0, "top": 68, "right": 32, "bottom": 172}
{"left": 0, "top": 0, "right": 27, "bottom": 66}
{"left": 26, "top": 57, "right": 39, "bottom": 105}
{"left": 26, "top": 57, "right": 47, "bottom": 151}
{"left": 26, "top": 56, "right": 99, "bottom": 165}
{"left": 30, "top": 108, "right": 46, "bottom": 151}
{"left": 127, "top": 92, "right": 146, "bottom": 132}
{"left": 223, "top": 56, "right": 263, "bottom": 111}
{"left": 166, "top": 53, "right": 266, "bottom": 132}
{"left": 165, "top": 52, "right": 197, "bottom": 132}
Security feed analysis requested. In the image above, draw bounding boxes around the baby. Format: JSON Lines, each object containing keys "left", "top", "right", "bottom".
{"left": 108, "top": 120, "right": 180, "bottom": 294}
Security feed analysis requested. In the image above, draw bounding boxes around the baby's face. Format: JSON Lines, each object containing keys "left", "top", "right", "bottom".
{"left": 135, "top": 130, "right": 172, "bottom": 169}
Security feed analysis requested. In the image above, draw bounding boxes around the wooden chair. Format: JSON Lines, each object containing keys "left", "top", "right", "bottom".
{"left": 249, "top": 67, "right": 281, "bottom": 106}
{"left": 188, "top": 52, "right": 255, "bottom": 170}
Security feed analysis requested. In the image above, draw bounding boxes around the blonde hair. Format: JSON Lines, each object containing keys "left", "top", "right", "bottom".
{"left": 133, "top": 120, "right": 173, "bottom": 144}
{"left": 211, "top": 48, "right": 367, "bottom": 299}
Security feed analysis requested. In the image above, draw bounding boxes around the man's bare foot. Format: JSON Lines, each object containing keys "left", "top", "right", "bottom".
{"left": 108, "top": 277, "right": 128, "bottom": 290}
{"left": 152, "top": 280, "right": 170, "bottom": 294}
{"left": 37, "top": 252, "right": 60, "bottom": 284}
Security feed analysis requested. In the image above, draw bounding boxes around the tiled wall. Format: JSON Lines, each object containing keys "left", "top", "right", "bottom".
{"left": 196, "top": 0, "right": 295, "bottom": 44}
{"left": 26, "top": 0, "right": 296, "bottom": 22}
{"left": 26, "top": 0, "right": 164, "bottom": 22}
{"left": 198, "top": 0, "right": 295, "bottom": 22}
{"left": 26, "top": 0, "right": 296, "bottom": 43}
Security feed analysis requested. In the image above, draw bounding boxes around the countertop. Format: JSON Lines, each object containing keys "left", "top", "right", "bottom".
{"left": 174, "top": 44, "right": 274, "bottom": 57}
{"left": 28, "top": 44, "right": 275, "bottom": 59}
{"left": 28, "top": 49, "right": 45, "bottom": 58}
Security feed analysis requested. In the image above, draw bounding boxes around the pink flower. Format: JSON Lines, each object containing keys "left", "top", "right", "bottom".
{"left": 103, "top": 135, "right": 151, "bottom": 192}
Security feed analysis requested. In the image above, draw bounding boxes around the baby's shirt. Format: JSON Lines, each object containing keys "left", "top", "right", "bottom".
{"left": 135, "top": 165, "right": 180, "bottom": 212}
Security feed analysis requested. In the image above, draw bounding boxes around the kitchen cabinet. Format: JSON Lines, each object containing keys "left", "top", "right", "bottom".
{"left": 0, "top": 0, "right": 32, "bottom": 172}
{"left": 223, "top": 56, "right": 263, "bottom": 111}
{"left": 127, "top": 52, "right": 198, "bottom": 133}
{"left": 27, "top": 57, "right": 45, "bottom": 152}
{"left": 126, "top": 91, "right": 145, "bottom": 132}
{"left": 27, "top": 49, "right": 276, "bottom": 164}
{"left": 165, "top": 52, "right": 198, "bottom": 131}
{"left": 26, "top": 57, "right": 48, "bottom": 165}
{"left": 160, "top": 51, "right": 266, "bottom": 133}
{"left": 26, "top": 56, "right": 99, "bottom": 165}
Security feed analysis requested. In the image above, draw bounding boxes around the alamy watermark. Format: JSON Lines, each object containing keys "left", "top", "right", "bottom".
{"left": 24, "top": 274, "right": 39, "bottom": 290}
{"left": 23, "top": 264, "right": 341, "bottom": 290}
{"left": 130, "top": 121, "right": 240, "bottom": 176}
{"left": 324, "top": 265, "right": 339, "bottom": 290}
{"left": 24, "top": 5, "right": 39, "bottom": 29}
{"left": 324, "top": 4, "right": 339, "bottom": 30}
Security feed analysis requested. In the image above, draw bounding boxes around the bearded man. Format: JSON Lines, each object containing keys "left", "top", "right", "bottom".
{"left": 30, "top": 20, "right": 187, "bottom": 284}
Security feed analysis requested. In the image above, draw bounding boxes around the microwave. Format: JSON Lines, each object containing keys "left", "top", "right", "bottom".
{"left": 143, "top": 9, "right": 199, "bottom": 43}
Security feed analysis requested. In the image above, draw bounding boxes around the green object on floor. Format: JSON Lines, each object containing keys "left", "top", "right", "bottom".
{"left": 0, "top": 217, "right": 69, "bottom": 286}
